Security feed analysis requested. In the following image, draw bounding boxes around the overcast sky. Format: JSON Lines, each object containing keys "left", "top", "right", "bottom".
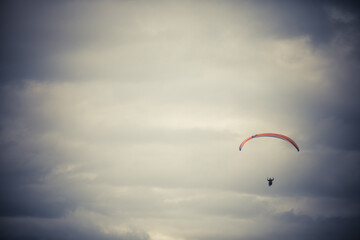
{"left": 1, "top": 0, "right": 360, "bottom": 239}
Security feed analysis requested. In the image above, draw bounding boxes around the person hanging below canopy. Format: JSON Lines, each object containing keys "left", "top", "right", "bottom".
{"left": 267, "top": 177, "right": 274, "bottom": 187}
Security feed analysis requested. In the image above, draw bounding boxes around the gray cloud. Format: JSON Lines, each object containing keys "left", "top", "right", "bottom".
{"left": 1, "top": 0, "right": 360, "bottom": 239}
{"left": 0, "top": 215, "right": 150, "bottom": 240}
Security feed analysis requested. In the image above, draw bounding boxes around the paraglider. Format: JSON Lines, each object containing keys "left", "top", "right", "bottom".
{"left": 239, "top": 133, "right": 299, "bottom": 152}
{"left": 267, "top": 177, "right": 274, "bottom": 186}
{"left": 239, "top": 133, "right": 299, "bottom": 186}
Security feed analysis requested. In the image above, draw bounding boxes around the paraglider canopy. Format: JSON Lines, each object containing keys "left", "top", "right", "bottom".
{"left": 239, "top": 133, "right": 299, "bottom": 151}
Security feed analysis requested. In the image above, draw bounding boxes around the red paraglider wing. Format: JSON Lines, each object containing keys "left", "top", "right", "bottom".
{"left": 239, "top": 133, "right": 299, "bottom": 151}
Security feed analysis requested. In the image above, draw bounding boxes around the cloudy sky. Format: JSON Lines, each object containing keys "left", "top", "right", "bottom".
{"left": 1, "top": 0, "right": 360, "bottom": 239}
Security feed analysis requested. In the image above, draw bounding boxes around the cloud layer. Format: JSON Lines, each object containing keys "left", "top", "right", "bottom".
{"left": 1, "top": 1, "right": 360, "bottom": 239}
